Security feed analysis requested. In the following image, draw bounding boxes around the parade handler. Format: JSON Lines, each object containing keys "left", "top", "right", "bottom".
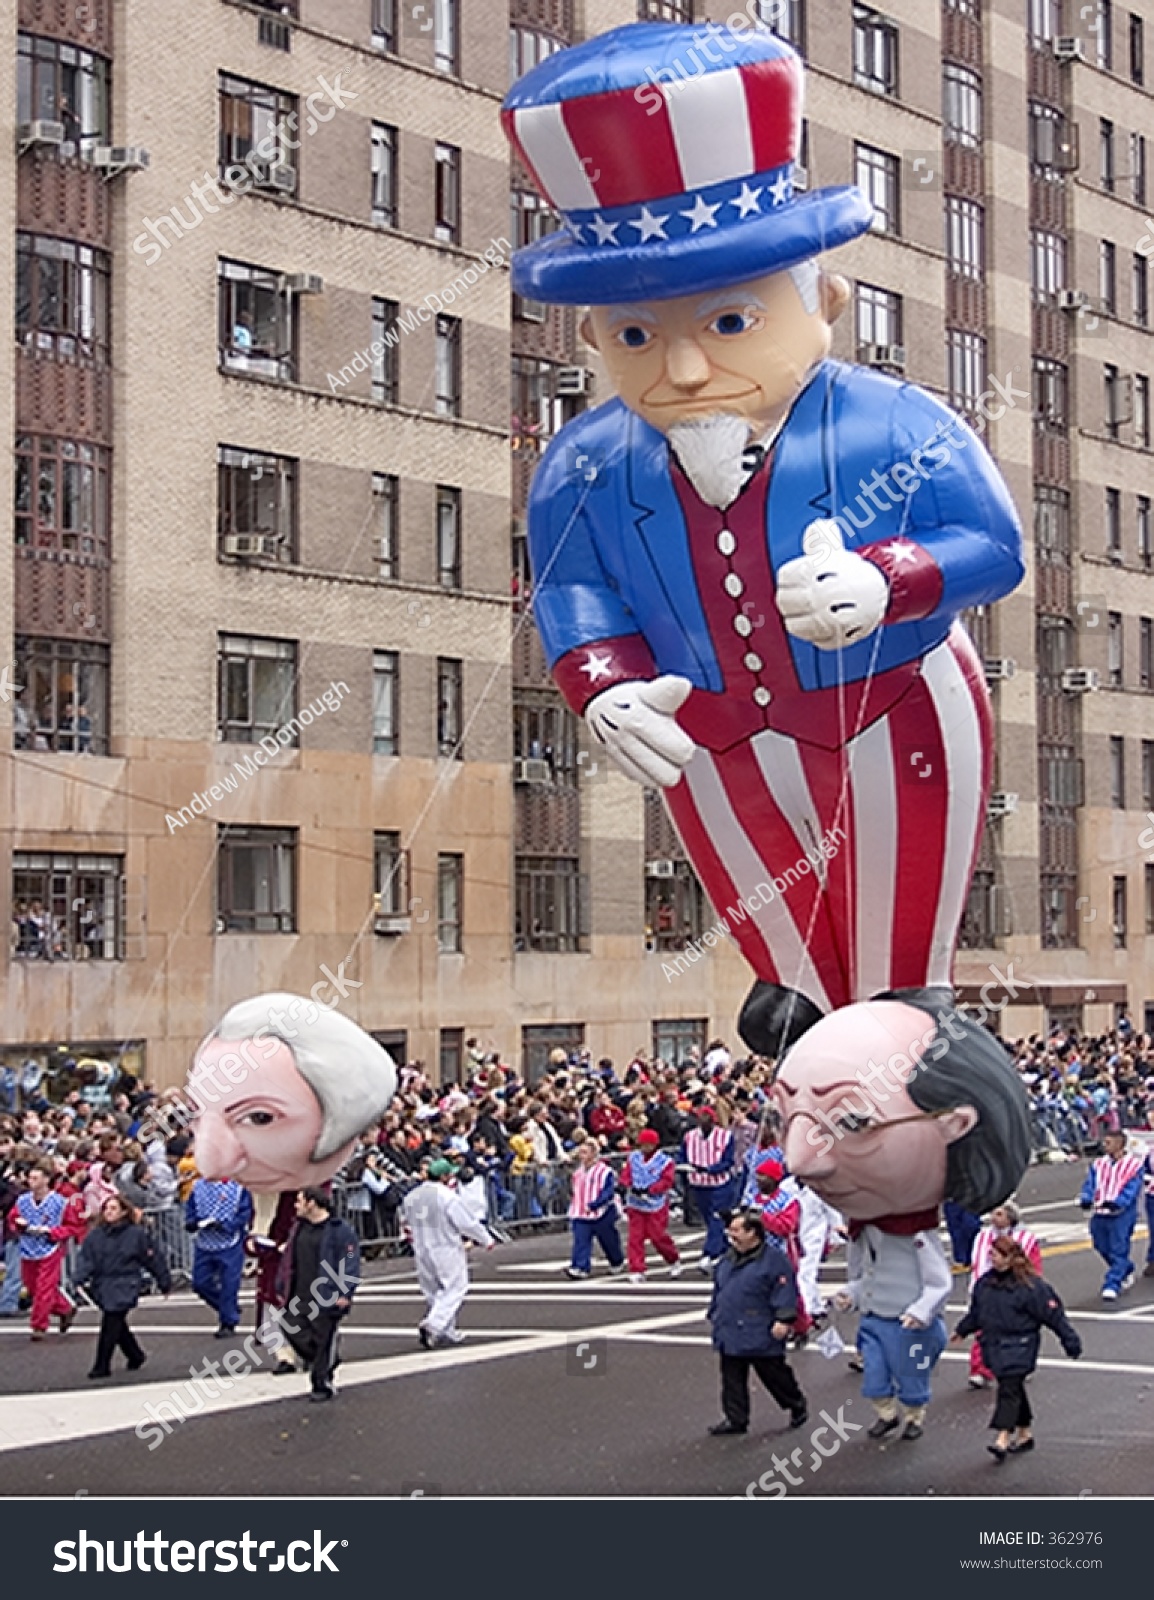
{"left": 402, "top": 1159, "right": 496, "bottom": 1349}
{"left": 502, "top": 22, "right": 1024, "bottom": 1057}
{"left": 275, "top": 1186, "right": 361, "bottom": 1402}
{"left": 622, "top": 1128, "right": 682, "bottom": 1282}
{"left": 566, "top": 1136, "right": 625, "bottom": 1279}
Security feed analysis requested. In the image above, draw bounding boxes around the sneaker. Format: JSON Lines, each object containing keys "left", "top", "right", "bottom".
{"left": 708, "top": 1419, "right": 747, "bottom": 1436}
{"left": 1101, "top": 1287, "right": 1119, "bottom": 1301}
{"left": 901, "top": 1420, "right": 924, "bottom": 1441}
{"left": 565, "top": 1267, "right": 590, "bottom": 1280}
{"left": 669, "top": 1261, "right": 684, "bottom": 1279}
{"left": 57, "top": 1308, "right": 76, "bottom": 1335}
{"left": 608, "top": 1264, "right": 626, "bottom": 1276}
{"left": 628, "top": 1273, "right": 646, "bottom": 1284}
{"left": 441, "top": 1328, "right": 465, "bottom": 1344}
{"left": 789, "top": 1404, "right": 809, "bottom": 1429}
{"left": 867, "top": 1415, "right": 900, "bottom": 1439}
{"left": 697, "top": 1256, "right": 715, "bottom": 1275}
{"left": 1122, "top": 1270, "right": 1136, "bottom": 1291}
{"left": 214, "top": 1324, "right": 238, "bottom": 1339}
{"left": 417, "top": 1326, "right": 432, "bottom": 1349}
{"left": 967, "top": 1376, "right": 990, "bottom": 1390}
{"left": 309, "top": 1387, "right": 335, "bottom": 1403}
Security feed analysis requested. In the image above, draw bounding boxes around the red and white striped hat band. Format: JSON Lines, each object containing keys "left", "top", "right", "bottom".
{"left": 502, "top": 55, "right": 801, "bottom": 221}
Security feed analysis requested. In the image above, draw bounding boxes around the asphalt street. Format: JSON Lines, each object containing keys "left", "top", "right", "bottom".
{"left": 0, "top": 1157, "right": 1150, "bottom": 1499}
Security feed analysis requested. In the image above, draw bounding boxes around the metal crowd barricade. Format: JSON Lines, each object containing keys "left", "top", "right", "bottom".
{"left": 147, "top": 1202, "right": 193, "bottom": 1286}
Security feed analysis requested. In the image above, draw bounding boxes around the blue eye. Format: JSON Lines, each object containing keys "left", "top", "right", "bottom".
{"left": 617, "top": 325, "right": 652, "bottom": 349}
{"left": 711, "top": 311, "right": 752, "bottom": 336}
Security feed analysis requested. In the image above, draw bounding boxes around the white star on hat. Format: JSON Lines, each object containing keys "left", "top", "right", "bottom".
{"left": 629, "top": 206, "right": 671, "bottom": 242}
{"left": 730, "top": 182, "right": 763, "bottom": 218}
{"left": 768, "top": 171, "right": 792, "bottom": 208}
{"left": 588, "top": 213, "right": 620, "bottom": 246}
{"left": 680, "top": 194, "right": 721, "bottom": 233}
{"left": 884, "top": 541, "right": 919, "bottom": 566}
{"left": 580, "top": 652, "right": 614, "bottom": 683}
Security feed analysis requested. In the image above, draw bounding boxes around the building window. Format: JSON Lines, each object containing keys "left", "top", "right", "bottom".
{"left": 15, "top": 435, "right": 109, "bottom": 556}
{"left": 437, "top": 657, "right": 463, "bottom": 757}
{"left": 1041, "top": 875, "right": 1076, "bottom": 950}
{"left": 959, "top": 869, "right": 998, "bottom": 948}
{"left": 434, "top": 142, "right": 461, "bottom": 244}
{"left": 511, "top": 356, "right": 573, "bottom": 444}
{"left": 853, "top": 5, "right": 898, "bottom": 95}
{"left": 217, "top": 826, "right": 297, "bottom": 933}
{"left": 371, "top": 122, "right": 397, "bottom": 226}
{"left": 1131, "top": 10, "right": 1145, "bottom": 80}
{"left": 522, "top": 1022, "right": 585, "bottom": 1080}
{"left": 1108, "top": 611, "right": 1124, "bottom": 686}
{"left": 218, "top": 259, "right": 295, "bottom": 382}
{"left": 1101, "top": 117, "right": 1116, "bottom": 190}
{"left": 1029, "top": 101, "right": 1076, "bottom": 171}
{"left": 1097, "top": 0, "right": 1114, "bottom": 66}
{"left": 856, "top": 144, "right": 900, "bottom": 234}
{"left": 1100, "top": 239, "right": 1117, "bottom": 314}
{"left": 14, "top": 636, "right": 109, "bottom": 755}
{"left": 17, "top": 33, "right": 110, "bottom": 155}
{"left": 12, "top": 852, "right": 122, "bottom": 961}
{"left": 652, "top": 1018, "right": 708, "bottom": 1069}
{"left": 1113, "top": 874, "right": 1128, "bottom": 947}
{"left": 1105, "top": 362, "right": 1131, "bottom": 438}
{"left": 1037, "top": 619, "right": 1073, "bottom": 688}
{"left": 1030, "top": 228, "right": 1067, "bottom": 296}
{"left": 1136, "top": 377, "right": 1151, "bottom": 448}
{"left": 371, "top": 0, "right": 396, "bottom": 50}
{"left": 218, "top": 73, "right": 298, "bottom": 179}
{"left": 945, "top": 196, "right": 984, "bottom": 278}
{"left": 1139, "top": 494, "right": 1152, "bottom": 564}
{"left": 434, "top": 315, "right": 461, "bottom": 416}
{"left": 637, "top": 0, "right": 693, "bottom": 18}
{"left": 1028, "top": 0, "right": 1062, "bottom": 43}
{"left": 1146, "top": 864, "right": 1154, "bottom": 933}
{"left": 753, "top": 0, "right": 806, "bottom": 47}
{"left": 374, "top": 473, "right": 398, "bottom": 579}
{"left": 436, "top": 486, "right": 461, "bottom": 589}
{"left": 943, "top": 63, "right": 982, "bottom": 148}
{"left": 947, "top": 330, "right": 987, "bottom": 416}
{"left": 1141, "top": 617, "right": 1153, "bottom": 689}
{"left": 1144, "top": 738, "right": 1154, "bottom": 807}
{"left": 511, "top": 190, "right": 557, "bottom": 320}
{"left": 1035, "top": 486, "right": 1071, "bottom": 567}
{"left": 16, "top": 233, "right": 109, "bottom": 362}
{"left": 439, "top": 1028, "right": 465, "bottom": 1083}
{"left": 1106, "top": 486, "right": 1122, "bottom": 557}
{"left": 1032, "top": 357, "right": 1068, "bottom": 429}
{"left": 217, "top": 634, "right": 296, "bottom": 744}
{"left": 437, "top": 853, "right": 463, "bottom": 952}
{"left": 516, "top": 857, "right": 581, "bottom": 952}
{"left": 1132, "top": 132, "right": 1147, "bottom": 205}
{"left": 434, "top": 0, "right": 459, "bottom": 73}
{"left": 373, "top": 829, "right": 407, "bottom": 915}
{"left": 371, "top": 297, "right": 399, "bottom": 402}
{"left": 217, "top": 446, "right": 296, "bottom": 561}
{"left": 514, "top": 694, "right": 579, "bottom": 782}
{"left": 1134, "top": 254, "right": 1149, "bottom": 327}
{"left": 855, "top": 282, "right": 903, "bottom": 352}
{"left": 372, "top": 650, "right": 399, "bottom": 755}
{"left": 646, "top": 861, "right": 707, "bottom": 951}
{"left": 509, "top": 25, "right": 564, "bottom": 78}
{"left": 1111, "top": 735, "right": 1127, "bottom": 806}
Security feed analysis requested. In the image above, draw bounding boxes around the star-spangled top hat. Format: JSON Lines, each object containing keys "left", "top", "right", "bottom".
{"left": 501, "top": 22, "right": 873, "bottom": 305}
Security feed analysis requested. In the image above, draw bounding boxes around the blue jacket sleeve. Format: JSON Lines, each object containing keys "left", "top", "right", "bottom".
{"left": 1115, "top": 1173, "right": 1143, "bottom": 1210}
{"left": 1079, "top": 1167, "right": 1096, "bottom": 1207}
{"left": 592, "top": 1172, "right": 616, "bottom": 1212}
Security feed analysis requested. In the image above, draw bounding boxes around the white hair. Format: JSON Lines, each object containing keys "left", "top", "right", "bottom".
{"left": 789, "top": 260, "right": 820, "bottom": 315}
{"left": 205, "top": 994, "right": 398, "bottom": 1163}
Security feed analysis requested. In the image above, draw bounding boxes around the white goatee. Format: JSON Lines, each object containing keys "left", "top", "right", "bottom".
{"left": 667, "top": 413, "right": 755, "bottom": 509}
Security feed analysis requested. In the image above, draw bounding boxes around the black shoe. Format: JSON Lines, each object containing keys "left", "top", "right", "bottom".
{"left": 868, "top": 1416, "right": 900, "bottom": 1439}
{"left": 126, "top": 1355, "right": 147, "bottom": 1372}
{"left": 789, "top": 1404, "right": 809, "bottom": 1429}
{"left": 57, "top": 1308, "right": 76, "bottom": 1335}
{"left": 847, "top": 1353, "right": 864, "bottom": 1373}
{"left": 987, "top": 1443, "right": 1008, "bottom": 1463}
{"left": 214, "top": 1325, "right": 238, "bottom": 1339}
{"left": 418, "top": 1326, "right": 431, "bottom": 1350}
{"left": 309, "top": 1387, "right": 335, "bottom": 1403}
{"left": 901, "top": 1421, "right": 923, "bottom": 1441}
{"left": 708, "top": 1419, "right": 748, "bottom": 1436}
{"left": 272, "top": 1360, "right": 296, "bottom": 1376}
{"left": 738, "top": 982, "right": 824, "bottom": 1057}
{"left": 86, "top": 1368, "right": 111, "bottom": 1380}
{"left": 1008, "top": 1437, "right": 1035, "bottom": 1454}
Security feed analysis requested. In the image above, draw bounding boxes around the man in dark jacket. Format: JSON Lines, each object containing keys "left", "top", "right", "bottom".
{"left": 275, "top": 1187, "right": 361, "bottom": 1402}
{"left": 707, "top": 1209, "right": 808, "bottom": 1435}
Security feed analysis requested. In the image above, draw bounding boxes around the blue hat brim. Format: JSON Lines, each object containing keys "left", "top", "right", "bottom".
{"left": 511, "top": 186, "right": 874, "bottom": 305}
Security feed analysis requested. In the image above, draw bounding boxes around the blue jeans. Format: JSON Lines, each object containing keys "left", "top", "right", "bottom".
{"left": 0, "top": 1237, "right": 21, "bottom": 1314}
{"left": 1090, "top": 1207, "right": 1137, "bottom": 1291}
{"left": 570, "top": 1214, "right": 624, "bottom": 1273}
{"left": 192, "top": 1240, "right": 245, "bottom": 1328}
{"left": 692, "top": 1180, "right": 736, "bottom": 1260}
{"left": 943, "top": 1200, "right": 982, "bottom": 1268}
{"left": 858, "top": 1313, "right": 947, "bottom": 1408}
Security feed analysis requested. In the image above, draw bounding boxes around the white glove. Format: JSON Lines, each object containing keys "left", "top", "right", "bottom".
{"left": 776, "top": 520, "right": 889, "bottom": 650}
{"left": 585, "top": 675, "right": 697, "bottom": 788}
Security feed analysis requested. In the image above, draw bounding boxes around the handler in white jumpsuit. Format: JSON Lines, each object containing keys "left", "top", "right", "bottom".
{"left": 796, "top": 1183, "right": 846, "bottom": 1321}
{"left": 402, "top": 1160, "right": 494, "bottom": 1347}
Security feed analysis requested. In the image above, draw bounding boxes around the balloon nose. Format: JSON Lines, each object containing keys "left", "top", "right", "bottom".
{"left": 784, "top": 1117, "right": 834, "bottom": 1179}
{"left": 193, "top": 1111, "right": 245, "bottom": 1181}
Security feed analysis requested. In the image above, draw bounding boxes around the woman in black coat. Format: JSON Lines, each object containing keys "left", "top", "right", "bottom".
{"left": 75, "top": 1193, "right": 171, "bottom": 1379}
{"left": 951, "top": 1236, "right": 1081, "bottom": 1461}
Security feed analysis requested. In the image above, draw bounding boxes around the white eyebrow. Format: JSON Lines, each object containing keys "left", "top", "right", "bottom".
{"left": 694, "top": 291, "right": 768, "bottom": 319}
{"left": 604, "top": 304, "right": 660, "bottom": 327}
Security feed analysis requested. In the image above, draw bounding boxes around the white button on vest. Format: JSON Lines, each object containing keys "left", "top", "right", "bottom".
{"left": 733, "top": 615, "right": 753, "bottom": 637}
{"left": 724, "top": 573, "right": 744, "bottom": 598}
{"left": 744, "top": 651, "right": 763, "bottom": 672}
{"left": 717, "top": 529, "right": 736, "bottom": 557}
{"left": 753, "top": 686, "right": 772, "bottom": 707}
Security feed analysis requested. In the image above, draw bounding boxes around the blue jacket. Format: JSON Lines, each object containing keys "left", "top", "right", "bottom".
{"left": 185, "top": 1180, "right": 253, "bottom": 1252}
{"left": 708, "top": 1240, "right": 798, "bottom": 1358}
{"left": 955, "top": 1270, "right": 1081, "bottom": 1376}
{"left": 1079, "top": 1163, "right": 1143, "bottom": 1214}
{"left": 75, "top": 1219, "right": 171, "bottom": 1313}
{"left": 528, "top": 360, "right": 1024, "bottom": 703}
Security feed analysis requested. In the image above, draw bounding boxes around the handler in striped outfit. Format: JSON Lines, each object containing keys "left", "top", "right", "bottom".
{"left": 681, "top": 1110, "right": 738, "bottom": 1272}
{"left": 1079, "top": 1130, "right": 1144, "bottom": 1300}
{"left": 566, "top": 1138, "right": 625, "bottom": 1280}
{"left": 966, "top": 1200, "right": 1041, "bottom": 1388}
{"left": 623, "top": 1129, "right": 682, "bottom": 1282}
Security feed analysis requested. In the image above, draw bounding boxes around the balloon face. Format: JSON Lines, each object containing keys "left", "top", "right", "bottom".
{"left": 771, "top": 1002, "right": 977, "bottom": 1221}
{"left": 188, "top": 1036, "right": 352, "bottom": 1190}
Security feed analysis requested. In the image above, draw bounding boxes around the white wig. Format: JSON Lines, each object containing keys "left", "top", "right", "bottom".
{"left": 789, "top": 260, "right": 820, "bottom": 315}
{"left": 204, "top": 994, "right": 398, "bottom": 1163}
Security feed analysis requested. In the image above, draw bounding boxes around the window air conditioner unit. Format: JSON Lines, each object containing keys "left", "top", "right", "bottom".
{"left": 987, "top": 792, "right": 1019, "bottom": 818}
{"left": 859, "top": 343, "right": 907, "bottom": 370}
{"left": 1052, "top": 36, "right": 1085, "bottom": 60}
{"left": 18, "top": 121, "right": 65, "bottom": 149}
{"left": 91, "top": 145, "right": 150, "bottom": 173}
{"left": 514, "top": 758, "right": 552, "bottom": 784}
{"left": 249, "top": 161, "right": 297, "bottom": 194}
{"left": 222, "top": 534, "right": 281, "bottom": 558}
{"left": 983, "top": 657, "right": 1017, "bottom": 681}
{"left": 281, "top": 272, "right": 324, "bottom": 295}
{"left": 555, "top": 366, "right": 591, "bottom": 396}
{"left": 646, "top": 858, "right": 678, "bottom": 879}
{"left": 792, "top": 164, "right": 809, "bottom": 192}
{"left": 1061, "top": 666, "right": 1100, "bottom": 692}
{"left": 1056, "top": 289, "right": 1088, "bottom": 311}
{"left": 373, "top": 912, "right": 412, "bottom": 935}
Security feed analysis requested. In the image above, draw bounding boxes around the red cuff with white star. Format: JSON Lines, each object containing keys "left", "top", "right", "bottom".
{"left": 552, "top": 636, "right": 659, "bottom": 715}
{"left": 859, "top": 537, "right": 944, "bottom": 624}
